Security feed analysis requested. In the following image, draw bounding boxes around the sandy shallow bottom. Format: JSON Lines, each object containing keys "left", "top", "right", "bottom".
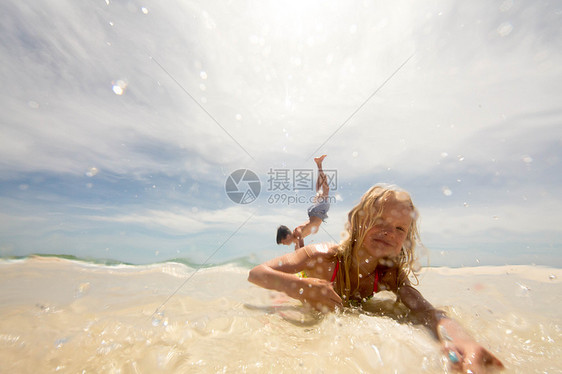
{"left": 0, "top": 257, "right": 560, "bottom": 373}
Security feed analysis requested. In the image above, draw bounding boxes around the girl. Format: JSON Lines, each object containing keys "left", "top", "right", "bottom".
{"left": 249, "top": 184, "right": 504, "bottom": 373}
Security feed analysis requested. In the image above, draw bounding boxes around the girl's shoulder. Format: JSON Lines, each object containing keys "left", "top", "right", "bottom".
{"left": 301, "top": 243, "right": 340, "bottom": 280}
{"left": 306, "top": 242, "right": 339, "bottom": 259}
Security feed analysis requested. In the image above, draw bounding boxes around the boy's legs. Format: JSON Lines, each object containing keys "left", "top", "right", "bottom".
{"left": 313, "top": 155, "right": 329, "bottom": 201}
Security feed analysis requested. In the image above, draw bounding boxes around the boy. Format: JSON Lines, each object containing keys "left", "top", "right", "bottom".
{"left": 276, "top": 155, "right": 330, "bottom": 250}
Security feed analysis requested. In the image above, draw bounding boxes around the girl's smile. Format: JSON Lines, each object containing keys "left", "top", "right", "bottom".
{"left": 362, "top": 197, "right": 412, "bottom": 259}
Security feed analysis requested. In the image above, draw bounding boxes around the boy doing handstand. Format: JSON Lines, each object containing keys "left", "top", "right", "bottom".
{"left": 276, "top": 155, "right": 330, "bottom": 250}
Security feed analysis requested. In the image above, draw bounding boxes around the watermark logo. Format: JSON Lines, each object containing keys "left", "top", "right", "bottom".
{"left": 226, "top": 168, "right": 338, "bottom": 205}
{"left": 266, "top": 168, "right": 337, "bottom": 192}
{"left": 225, "top": 169, "right": 261, "bottom": 204}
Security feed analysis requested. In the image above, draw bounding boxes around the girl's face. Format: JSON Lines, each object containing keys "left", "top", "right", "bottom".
{"left": 362, "top": 195, "right": 413, "bottom": 259}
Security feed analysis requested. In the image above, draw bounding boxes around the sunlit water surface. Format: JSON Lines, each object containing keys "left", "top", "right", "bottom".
{"left": 0, "top": 257, "right": 560, "bottom": 373}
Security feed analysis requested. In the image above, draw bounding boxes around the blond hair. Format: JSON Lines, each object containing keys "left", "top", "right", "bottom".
{"left": 335, "top": 184, "right": 421, "bottom": 303}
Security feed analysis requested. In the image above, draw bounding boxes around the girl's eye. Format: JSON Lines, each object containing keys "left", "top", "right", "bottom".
{"left": 397, "top": 226, "right": 405, "bottom": 232}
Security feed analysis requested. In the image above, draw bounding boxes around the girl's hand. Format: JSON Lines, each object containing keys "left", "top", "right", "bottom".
{"left": 438, "top": 318, "right": 504, "bottom": 373}
{"left": 297, "top": 277, "right": 343, "bottom": 312}
{"left": 444, "top": 341, "right": 504, "bottom": 373}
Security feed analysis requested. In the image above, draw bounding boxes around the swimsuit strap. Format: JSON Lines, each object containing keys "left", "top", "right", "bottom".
{"left": 330, "top": 260, "right": 339, "bottom": 283}
{"left": 330, "top": 261, "right": 381, "bottom": 294}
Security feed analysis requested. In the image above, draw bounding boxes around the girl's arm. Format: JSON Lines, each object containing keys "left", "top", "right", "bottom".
{"left": 248, "top": 245, "right": 342, "bottom": 311}
{"left": 397, "top": 284, "right": 503, "bottom": 372}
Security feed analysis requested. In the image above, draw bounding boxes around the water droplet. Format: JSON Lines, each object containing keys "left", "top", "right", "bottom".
{"left": 358, "top": 274, "right": 363, "bottom": 278}
{"left": 457, "top": 155, "right": 465, "bottom": 161}
{"left": 152, "top": 312, "right": 164, "bottom": 326}
{"left": 141, "top": 7, "right": 148, "bottom": 14}
{"left": 28, "top": 101, "right": 39, "bottom": 109}
{"left": 497, "top": 22, "right": 513, "bottom": 37}
{"left": 365, "top": 259, "right": 369, "bottom": 263}
{"left": 112, "top": 80, "right": 127, "bottom": 95}
{"left": 516, "top": 282, "right": 531, "bottom": 297}
{"left": 200, "top": 71, "right": 208, "bottom": 80}
{"left": 499, "top": 0, "right": 513, "bottom": 12}
{"left": 549, "top": 274, "right": 557, "bottom": 280}
{"left": 352, "top": 151, "right": 358, "bottom": 158}
{"left": 76, "top": 282, "right": 90, "bottom": 298}
{"left": 86, "top": 167, "right": 99, "bottom": 177}
{"left": 235, "top": 114, "right": 242, "bottom": 121}
{"left": 55, "top": 338, "right": 69, "bottom": 349}
{"left": 522, "top": 155, "right": 533, "bottom": 164}
{"left": 440, "top": 152, "right": 448, "bottom": 158}
{"left": 463, "top": 202, "right": 469, "bottom": 207}
{"left": 299, "top": 288, "right": 304, "bottom": 295}
{"left": 442, "top": 186, "right": 452, "bottom": 196}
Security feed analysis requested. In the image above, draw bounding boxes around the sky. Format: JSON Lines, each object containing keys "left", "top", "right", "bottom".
{"left": 1, "top": 0, "right": 561, "bottom": 267}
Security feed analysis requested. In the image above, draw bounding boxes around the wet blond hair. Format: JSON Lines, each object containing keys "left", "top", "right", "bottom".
{"left": 335, "top": 184, "right": 421, "bottom": 303}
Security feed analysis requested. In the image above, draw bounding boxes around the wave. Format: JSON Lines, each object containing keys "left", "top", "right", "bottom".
{"left": 0, "top": 253, "right": 258, "bottom": 269}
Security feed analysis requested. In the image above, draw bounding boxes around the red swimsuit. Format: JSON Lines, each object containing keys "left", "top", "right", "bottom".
{"left": 330, "top": 261, "right": 381, "bottom": 293}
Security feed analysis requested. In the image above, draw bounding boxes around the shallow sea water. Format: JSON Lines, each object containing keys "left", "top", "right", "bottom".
{"left": 0, "top": 257, "right": 560, "bottom": 373}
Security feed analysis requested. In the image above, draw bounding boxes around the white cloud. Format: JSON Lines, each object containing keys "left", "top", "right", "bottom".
{"left": 2, "top": 0, "right": 560, "bottom": 179}
{"left": 1, "top": 0, "right": 561, "bottom": 265}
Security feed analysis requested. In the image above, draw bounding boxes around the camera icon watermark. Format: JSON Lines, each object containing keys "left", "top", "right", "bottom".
{"left": 225, "top": 168, "right": 337, "bottom": 205}
{"left": 225, "top": 169, "right": 261, "bottom": 204}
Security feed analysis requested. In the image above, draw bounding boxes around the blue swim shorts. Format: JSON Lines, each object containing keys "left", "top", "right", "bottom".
{"left": 307, "top": 201, "right": 330, "bottom": 221}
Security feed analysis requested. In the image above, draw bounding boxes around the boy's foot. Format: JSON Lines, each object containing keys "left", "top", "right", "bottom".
{"left": 314, "top": 154, "right": 327, "bottom": 167}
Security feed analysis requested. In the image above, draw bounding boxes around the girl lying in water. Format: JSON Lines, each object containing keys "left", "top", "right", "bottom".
{"left": 249, "top": 184, "right": 504, "bottom": 373}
